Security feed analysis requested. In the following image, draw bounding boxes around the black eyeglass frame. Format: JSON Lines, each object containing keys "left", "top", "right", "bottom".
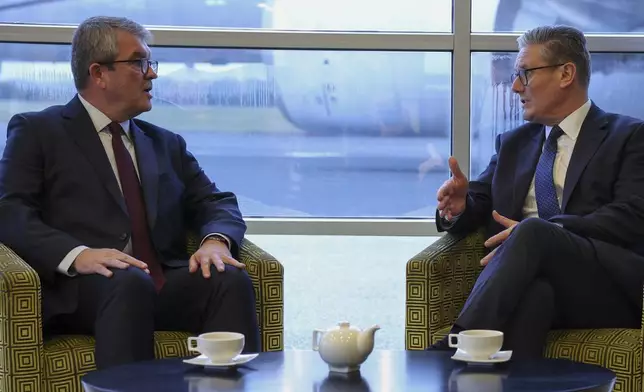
{"left": 95, "top": 59, "right": 159, "bottom": 75}
{"left": 511, "top": 63, "right": 566, "bottom": 86}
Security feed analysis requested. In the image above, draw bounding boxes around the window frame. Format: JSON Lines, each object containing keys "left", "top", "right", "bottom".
{"left": 1, "top": 0, "right": 644, "bottom": 236}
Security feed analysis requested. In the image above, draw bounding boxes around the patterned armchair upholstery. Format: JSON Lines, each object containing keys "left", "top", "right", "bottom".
{"left": 0, "top": 236, "right": 284, "bottom": 392}
{"left": 405, "top": 230, "right": 643, "bottom": 392}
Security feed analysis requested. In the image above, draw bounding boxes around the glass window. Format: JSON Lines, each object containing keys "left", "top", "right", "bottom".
{"left": 0, "top": 43, "right": 452, "bottom": 218}
{"left": 472, "top": 0, "right": 644, "bottom": 33}
{"left": 0, "top": 0, "right": 452, "bottom": 32}
{"left": 247, "top": 234, "right": 438, "bottom": 349}
{"left": 470, "top": 52, "right": 644, "bottom": 177}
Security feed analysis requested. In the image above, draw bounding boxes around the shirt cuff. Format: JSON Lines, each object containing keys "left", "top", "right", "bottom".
{"left": 200, "top": 233, "right": 231, "bottom": 250}
{"left": 57, "top": 245, "right": 88, "bottom": 276}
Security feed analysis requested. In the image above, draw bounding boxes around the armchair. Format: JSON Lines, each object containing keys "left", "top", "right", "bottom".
{"left": 0, "top": 237, "right": 284, "bottom": 392}
{"left": 405, "top": 230, "right": 643, "bottom": 392}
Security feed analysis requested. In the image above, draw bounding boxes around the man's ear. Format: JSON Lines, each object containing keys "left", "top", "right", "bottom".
{"left": 560, "top": 62, "right": 576, "bottom": 88}
{"left": 88, "top": 63, "right": 108, "bottom": 89}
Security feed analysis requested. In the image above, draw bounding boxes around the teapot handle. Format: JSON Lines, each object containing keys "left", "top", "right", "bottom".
{"left": 312, "top": 329, "right": 325, "bottom": 351}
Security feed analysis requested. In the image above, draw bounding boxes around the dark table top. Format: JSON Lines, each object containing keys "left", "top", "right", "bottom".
{"left": 81, "top": 350, "right": 615, "bottom": 392}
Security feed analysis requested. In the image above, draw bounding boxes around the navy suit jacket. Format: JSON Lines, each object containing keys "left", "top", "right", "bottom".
{"left": 437, "top": 103, "right": 644, "bottom": 309}
{"left": 0, "top": 95, "right": 246, "bottom": 321}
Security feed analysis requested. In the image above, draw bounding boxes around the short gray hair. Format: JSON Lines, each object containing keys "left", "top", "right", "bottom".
{"left": 71, "top": 16, "right": 153, "bottom": 90}
{"left": 517, "top": 25, "right": 591, "bottom": 88}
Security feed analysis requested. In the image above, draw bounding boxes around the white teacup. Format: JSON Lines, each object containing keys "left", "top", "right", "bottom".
{"left": 187, "top": 332, "right": 245, "bottom": 363}
{"left": 448, "top": 329, "right": 503, "bottom": 359}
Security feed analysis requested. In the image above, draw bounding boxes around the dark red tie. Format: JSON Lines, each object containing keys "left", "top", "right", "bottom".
{"left": 108, "top": 122, "right": 165, "bottom": 291}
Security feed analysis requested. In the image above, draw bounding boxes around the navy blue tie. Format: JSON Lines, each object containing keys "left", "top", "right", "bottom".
{"left": 534, "top": 125, "right": 564, "bottom": 220}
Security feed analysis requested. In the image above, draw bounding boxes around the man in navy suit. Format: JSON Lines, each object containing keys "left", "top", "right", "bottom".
{"left": 0, "top": 16, "right": 259, "bottom": 369}
{"left": 433, "top": 25, "right": 644, "bottom": 358}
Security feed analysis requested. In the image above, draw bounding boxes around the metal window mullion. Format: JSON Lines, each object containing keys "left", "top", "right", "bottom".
{"left": 245, "top": 218, "right": 439, "bottom": 236}
{"left": 472, "top": 33, "right": 644, "bottom": 52}
{"left": 0, "top": 24, "right": 455, "bottom": 51}
{"left": 451, "top": 0, "right": 472, "bottom": 173}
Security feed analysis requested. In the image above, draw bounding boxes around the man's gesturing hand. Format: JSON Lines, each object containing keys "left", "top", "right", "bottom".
{"left": 437, "top": 157, "right": 469, "bottom": 220}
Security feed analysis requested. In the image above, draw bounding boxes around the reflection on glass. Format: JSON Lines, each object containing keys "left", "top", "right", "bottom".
{"left": 184, "top": 371, "right": 245, "bottom": 392}
{"left": 0, "top": 43, "right": 452, "bottom": 218}
{"left": 0, "top": 0, "right": 452, "bottom": 32}
{"left": 313, "top": 372, "right": 372, "bottom": 392}
{"left": 470, "top": 52, "right": 644, "bottom": 177}
{"left": 379, "top": 350, "right": 394, "bottom": 392}
{"left": 472, "top": 0, "right": 644, "bottom": 33}
{"left": 448, "top": 366, "right": 508, "bottom": 392}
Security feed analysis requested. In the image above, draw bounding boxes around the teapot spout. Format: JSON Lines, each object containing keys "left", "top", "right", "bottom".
{"left": 357, "top": 324, "right": 380, "bottom": 357}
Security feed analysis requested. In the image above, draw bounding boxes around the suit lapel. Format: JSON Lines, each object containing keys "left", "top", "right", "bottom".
{"left": 130, "top": 121, "right": 159, "bottom": 229}
{"left": 512, "top": 124, "right": 544, "bottom": 217}
{"left": 62, "top": 96, "right": 128, "bottom": 215}
{"left": 561, "top": 104, "right": 609, "bottom": 211}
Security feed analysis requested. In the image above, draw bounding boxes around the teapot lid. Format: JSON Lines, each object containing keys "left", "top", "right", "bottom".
{"left": 337, "top": 321, "right": 350, "bottom": 328}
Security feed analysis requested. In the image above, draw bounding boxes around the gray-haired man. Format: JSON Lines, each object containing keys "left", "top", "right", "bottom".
{"left": 0, "top": 16, "right": 259, "bottom": 369}
{"left": 432, "top": 25, "right": 644, "bottom": 358}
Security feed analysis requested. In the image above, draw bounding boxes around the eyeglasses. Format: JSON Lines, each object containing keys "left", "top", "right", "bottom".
{"left": 98, "top": 59, "right": 159, "bottom": 75}
{"left": 511, "top": 63, "right": 565, "bottom": 86}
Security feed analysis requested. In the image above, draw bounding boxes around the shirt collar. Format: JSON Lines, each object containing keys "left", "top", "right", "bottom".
{"left": 545, "top": 99, "right": 591, "bottom": 141}
{"left": 77, "top": 94, "right": 131, "bottom": 136}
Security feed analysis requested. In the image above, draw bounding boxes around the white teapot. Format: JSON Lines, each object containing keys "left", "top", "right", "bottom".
{"left": 312, "top": 321, "right": 380, "bottom": 373}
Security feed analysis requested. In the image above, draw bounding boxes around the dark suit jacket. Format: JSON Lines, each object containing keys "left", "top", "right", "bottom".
{"left": 436, "top": 103, "right": 644, "bottom": 309}
{"left": 0, "top": 95, "right": 247, "bottom": 321}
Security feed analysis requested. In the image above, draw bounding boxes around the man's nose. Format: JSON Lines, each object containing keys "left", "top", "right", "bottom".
{"left": 511, "top": 76, "right": 523, "bottom": 93}
{"left": 145, "top": 68, "right": 158, "bottom": 80}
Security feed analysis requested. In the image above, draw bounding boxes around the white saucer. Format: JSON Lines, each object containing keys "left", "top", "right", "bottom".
{"left": 183, "top": 353, "right": 258, "bottom": 368}
{"left": 451, "top": 349, "right": 512, "bottom": 364}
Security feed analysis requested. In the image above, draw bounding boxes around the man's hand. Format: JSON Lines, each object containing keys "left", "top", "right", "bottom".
{"left": 73, "top": 249, "right": 149, "bottom": 277}
{"left": 436, "top": 157, "right": 469, "bottom": 220}
{"left": 189, "top": 238, "right": 245, "bottom": 278}
{"left": 480, "top": 210, "right": 519, "bottom": 266}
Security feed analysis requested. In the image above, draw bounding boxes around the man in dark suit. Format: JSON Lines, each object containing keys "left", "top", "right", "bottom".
{"left": 432, "top": 25, "right": 644, "bottom": 358}
{"left": 0, "top": 16, "right": 259, "bottom": 369}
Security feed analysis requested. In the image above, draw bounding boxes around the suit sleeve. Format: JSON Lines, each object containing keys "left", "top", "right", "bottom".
{"left": 0, "top": 114, "right": 84, "bottom": 283}
{"left": 549, "top": 123, "right": 644, "bottom": 247}
{"left": 176, "top": 134, "right": 246, "bottom": 257}
{"left": 436, "top": 135, "right": 498, "bottom": 234}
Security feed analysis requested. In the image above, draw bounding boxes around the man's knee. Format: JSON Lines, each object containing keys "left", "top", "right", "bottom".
{"left": 212, "top": 265, "right": 255, "bottom": 302}
{"left": 492, "top": 218, "right": 560, "bottom": 269}
{"left": 108, "top": 267, "right": 156, "bottom": 299}
{"left": 511, "top": 217, "right": 559, "bottom": 243}
{"left": 218, "top": 265, "right": 253, "bottom": 288}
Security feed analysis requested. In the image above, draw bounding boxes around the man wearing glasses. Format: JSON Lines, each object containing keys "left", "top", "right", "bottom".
{"left": 0, "top": 16, "right": 259, "bottom": 369}
{"left": 432, "top": 25, "right": 644, "bottom": 358}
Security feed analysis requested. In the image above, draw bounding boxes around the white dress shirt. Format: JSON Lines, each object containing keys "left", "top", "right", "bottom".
{"left": 57, "top": 95, "right": 229, "bottom": 275}
{"left": 522, "top": 99, "right": 591, "bottom": 219}
{"left": 440, "top": 99, "right": 592, "bottom": 227}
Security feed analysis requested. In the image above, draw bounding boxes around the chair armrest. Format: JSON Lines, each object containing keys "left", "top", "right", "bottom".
{"left": 240, "top": 238, "right": 284, "bottom": 352}
{"left": 0, "top": 243, "right": 44, "bottom": 391}
{"left": 405, "top": 230, "right": 486, "bottom": 349}
{"left": 640, "top": 286, "right": 644, "bottom": 347}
